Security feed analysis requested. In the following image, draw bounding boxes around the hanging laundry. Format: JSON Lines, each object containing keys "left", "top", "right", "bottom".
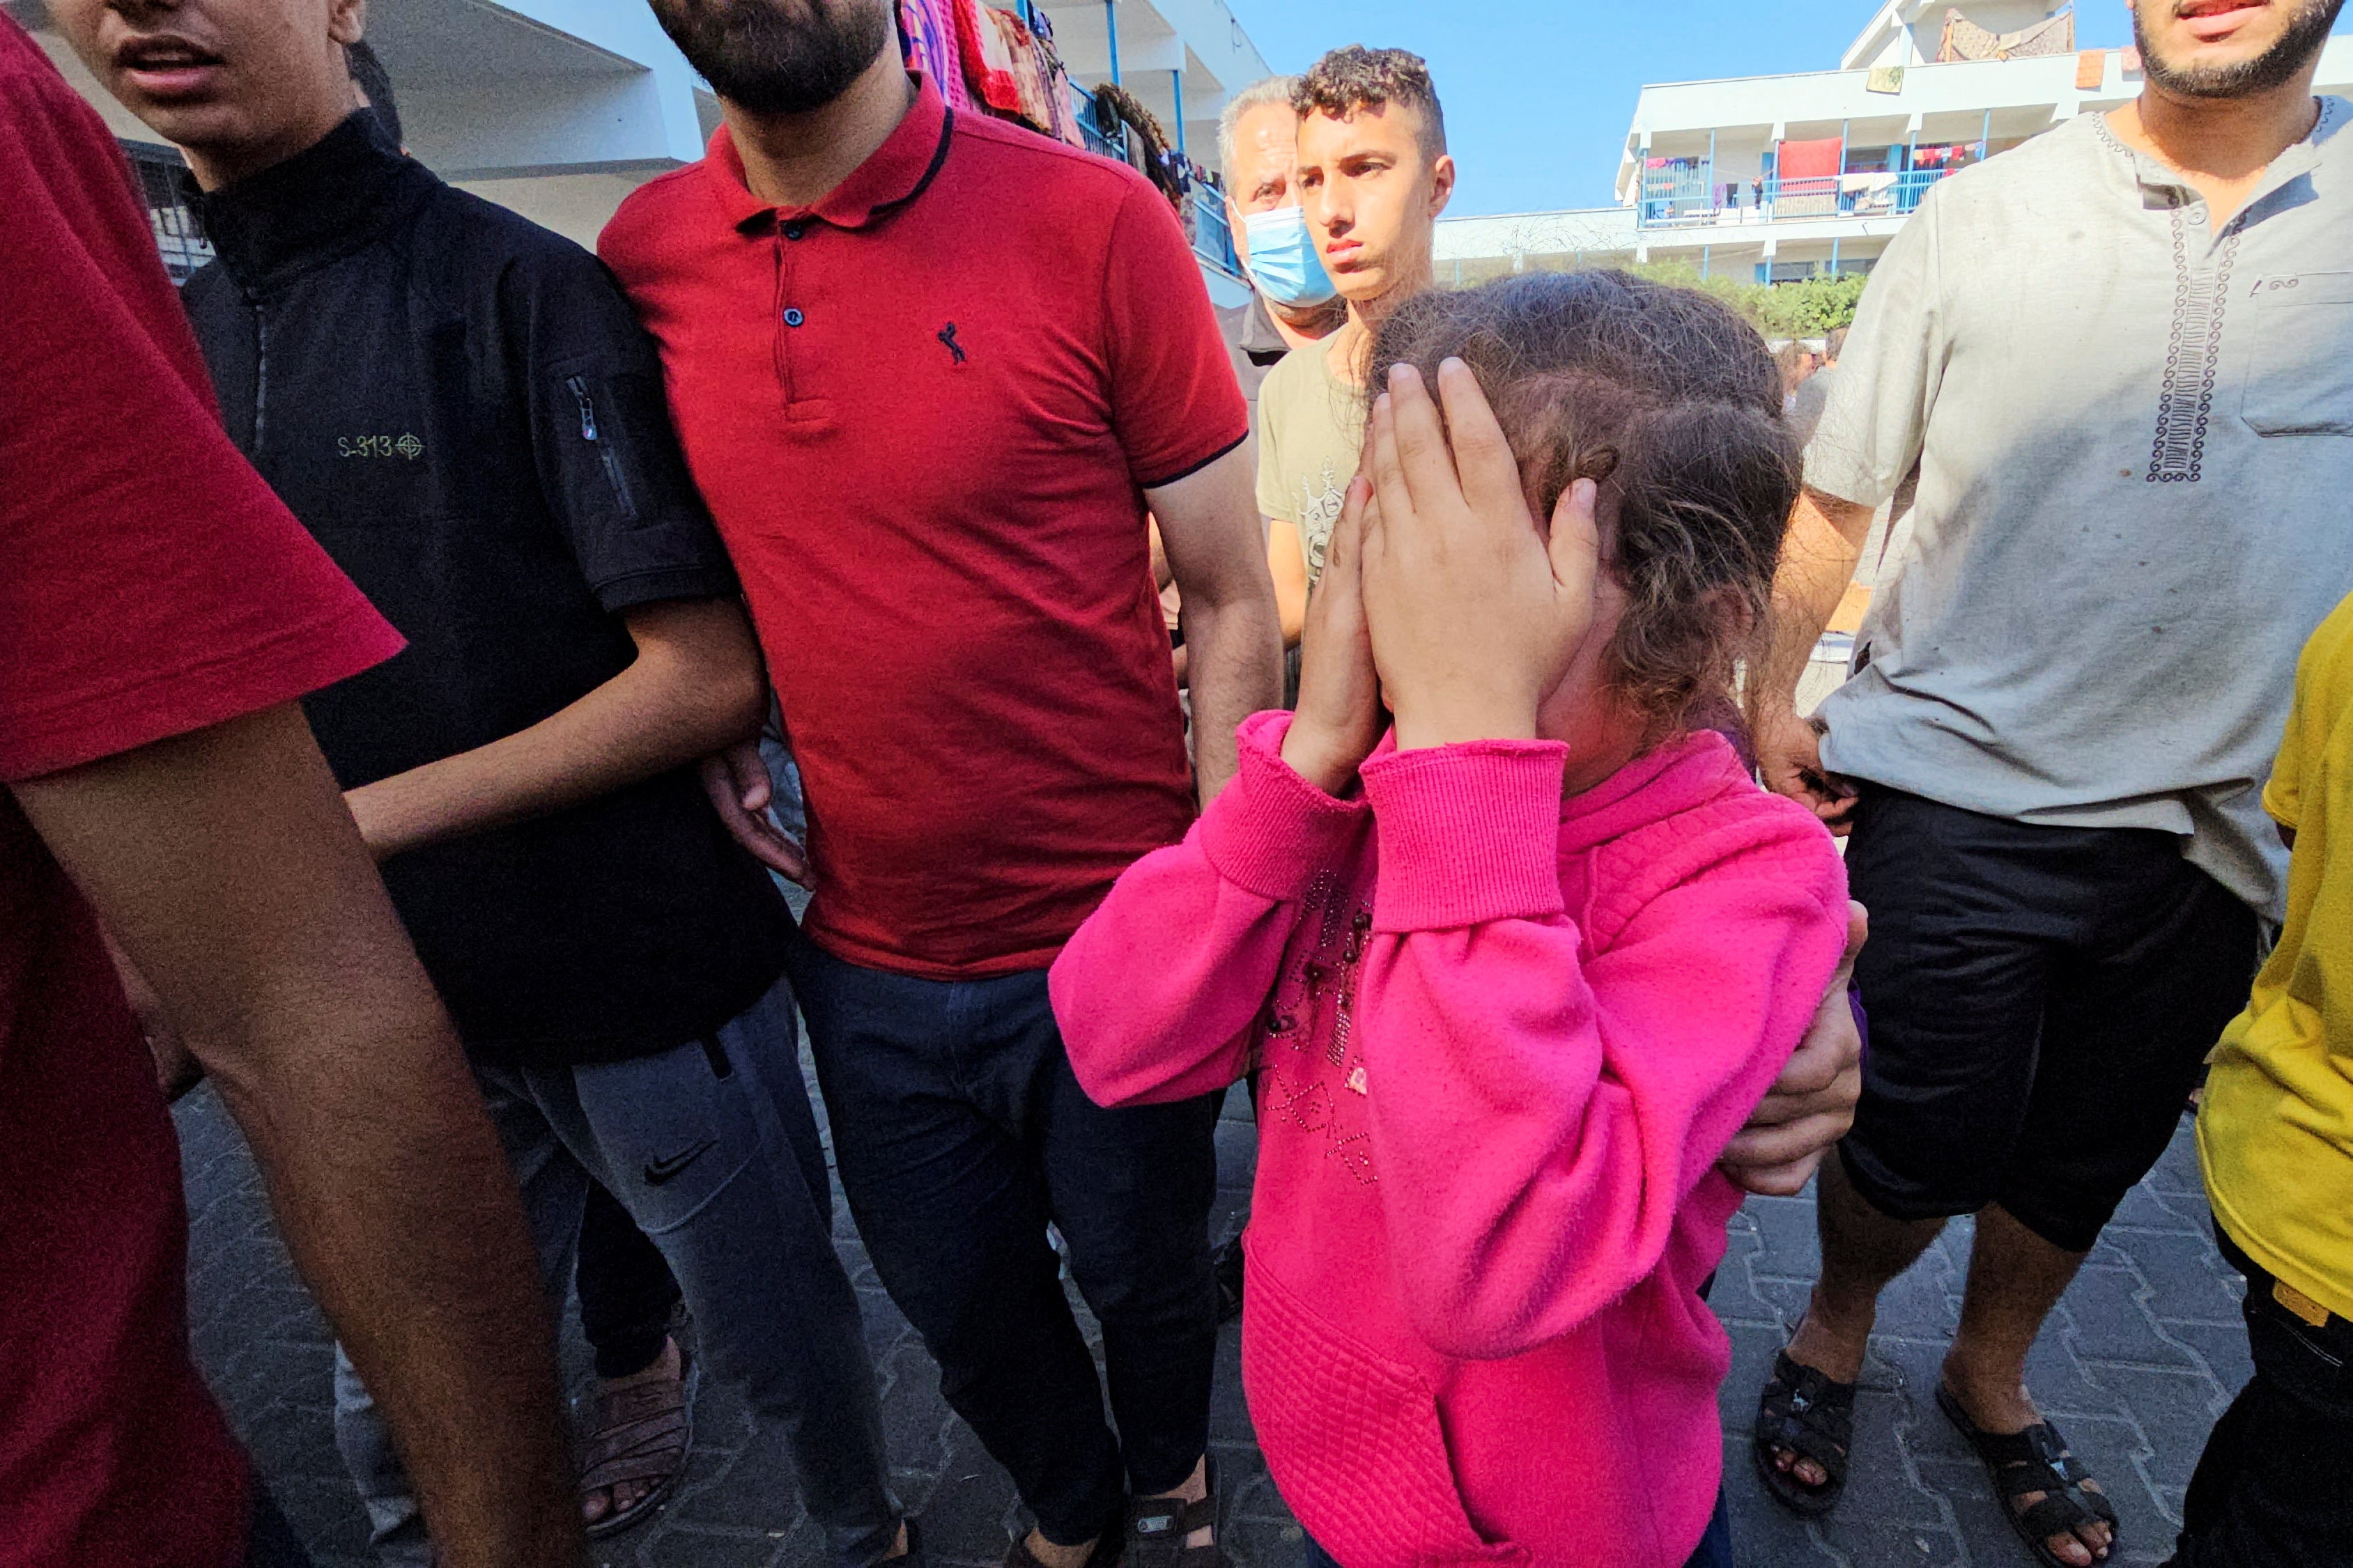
{"left": 1773, "top": 136, "right": 1844, "bottom": 217}
{"left": 900, "top": 0, "right": 971, "bottom": 110}
{"left": 1021, "top": 6, "right": 1086, "bottom": 146}
{"left": 1775, "top": 137, "right": 1844, "bottom": 180}
{"left": 986, "top": 7, "right": 1059, "bottom": 136}
{"left": 950, "top": 0, "right": 1024, "bottom": 116}
{"left": 1089, "top": 81, "right": 1188, "bottom": 212}
{"left": 1937, "top": 6, "right": 2074, "bottom": 63}
{"left": 2075, "top": 49, "right": 2107, "bottom": 91}
{"left": 1866, "top": 65, "right": 1906, "bottom": 95}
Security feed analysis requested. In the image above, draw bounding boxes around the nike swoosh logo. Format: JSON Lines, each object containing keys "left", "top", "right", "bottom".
{"left": 643, "top": 1139, "right": 718, "bottom": 1186}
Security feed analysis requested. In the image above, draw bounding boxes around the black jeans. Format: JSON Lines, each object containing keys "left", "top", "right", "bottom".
{"left": 245, "top": 1486, "right": 314, "bottom": 1568}
{"left": 787, "top": 930, "right": 1221, "bottom": 1545}
{"left": 2163, "top": 1228, "right": 2353, "bottom": 1567}
{"left": 1839, "top": 786, "right": 2259, "bottom": 1252}
{"left": 575, "top": 1177, "right": 682, "bottom": 1379}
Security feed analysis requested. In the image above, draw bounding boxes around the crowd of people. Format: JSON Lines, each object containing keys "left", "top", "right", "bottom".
{"left": 1, "top": 1, "right": 2346, "bottom": 1568}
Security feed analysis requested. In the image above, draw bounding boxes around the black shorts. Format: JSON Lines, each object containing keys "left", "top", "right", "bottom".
{"left": 1839, "top": 787, "right": 2261, "bottom": 1253}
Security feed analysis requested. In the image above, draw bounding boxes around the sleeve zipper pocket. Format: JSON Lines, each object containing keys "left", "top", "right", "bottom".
{"left": 565, "top": 375, "right": 639, "bottom": 522}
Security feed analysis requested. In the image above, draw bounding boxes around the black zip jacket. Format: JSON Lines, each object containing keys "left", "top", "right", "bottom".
{"left": 183, "top": 113, "right": 789, "bottom": 1064}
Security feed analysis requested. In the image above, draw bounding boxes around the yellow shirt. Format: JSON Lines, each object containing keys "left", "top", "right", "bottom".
{"left": 2200, "top": 590, "right": 2353, "bottom": 1321}
{"left": 1253, "top": 334, "right": 1364, "bottom": 592}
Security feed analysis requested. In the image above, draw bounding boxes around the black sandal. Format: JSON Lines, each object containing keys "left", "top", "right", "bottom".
{"left": 1126, "top": 1455, "right": 1225, "bottom": 1568}
{"left": 1005, "top": 1503, "right": 1128, "bottom": 1568}
{"left": 1937, "top": 1385, "right": 2119, "bottom": 1567}
{"left": 1753, "top": 1349, "right": 1857, "bottom": 1516}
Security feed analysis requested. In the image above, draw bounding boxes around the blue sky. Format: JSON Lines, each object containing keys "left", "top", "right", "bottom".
{"left": 1224, "top": 0, "right": 2146, "bottom": 215}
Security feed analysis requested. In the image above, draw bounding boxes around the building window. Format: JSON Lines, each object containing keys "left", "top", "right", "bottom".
{"left": 121, "top": 140, "right": 213, "bottom": 284}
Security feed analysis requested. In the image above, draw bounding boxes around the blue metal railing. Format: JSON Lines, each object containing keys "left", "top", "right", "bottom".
{"left": 1890, "top": 166, "right": 1950, "bottom": 212}
{"left": 1635, "top": 158, "right": 1970, "bottom": 229}
{"left": 1762, "top": 174, "right": 1845, "bottom": 217}
{"left": 1069, "top": 80, "right": 1125, "bottom": 161}
{"left": 1638, "top": 161, "right": 1719, "bottom": 228}
{"left": 1066, "top": 78, "right": 1242, "bottom": 280}
{"left": 1190, "top": 186, "right": 1241, "bottom": 277}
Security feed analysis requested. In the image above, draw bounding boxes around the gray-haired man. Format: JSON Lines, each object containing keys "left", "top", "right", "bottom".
{"left": 1157, "top": 77, "right": 1350, "bottom": 694}
{"left": 1214, "top": 77, "right": 1350, "bottom": 424}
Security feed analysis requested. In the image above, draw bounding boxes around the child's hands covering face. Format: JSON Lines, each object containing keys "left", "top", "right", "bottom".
{"left": 1280, "top": 474, "right": 1387, "bottom": 796}
{"left": 1360, "top": 359, "right": 1602, "bottom": 751}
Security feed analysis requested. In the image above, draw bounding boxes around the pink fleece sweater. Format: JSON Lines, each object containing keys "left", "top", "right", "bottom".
{"left": 1051, "top": 712, "right": 1849, "bottom": 1568}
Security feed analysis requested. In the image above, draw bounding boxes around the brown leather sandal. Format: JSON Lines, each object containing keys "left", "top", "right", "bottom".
{"left": 580, "top": 1343, "right": 695, "bottom": 1538}
{"left": 1125, "top": 1456, "right": 1225, "bottom": 1568}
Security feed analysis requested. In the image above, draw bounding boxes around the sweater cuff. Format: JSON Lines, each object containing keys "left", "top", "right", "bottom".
{"left": 1359, "top": 740, "right": 1568, "bottom": 932}
{"left": 1198, "top": 711, "right": 1370, "bottom": 903}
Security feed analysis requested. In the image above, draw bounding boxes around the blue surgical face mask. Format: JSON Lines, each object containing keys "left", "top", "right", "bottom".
{"left": 1241, "top": 205, "right": 1338, "bottom": 308}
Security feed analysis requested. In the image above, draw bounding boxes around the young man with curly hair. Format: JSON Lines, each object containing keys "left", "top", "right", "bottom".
{"left": 1253, "top": 47, "right": 1456, "bottom": 605}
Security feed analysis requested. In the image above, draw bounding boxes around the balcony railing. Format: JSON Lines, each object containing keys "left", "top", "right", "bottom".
{"left": 1067, "top": 79, "right": 1244, "bottom": 282}
{"left": 1189, "top": 186, "right": 1241, "bottom": 277}
{"left": 1636, "top": 162, "right": 1964, "bottom": 229}
{"left": 1070, "top": 80, "right": 1126, "bottom": 162}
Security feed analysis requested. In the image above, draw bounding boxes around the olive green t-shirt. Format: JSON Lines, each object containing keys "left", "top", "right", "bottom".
{"left": 1253, "top": 334, "right": 1364, "bottom": 589}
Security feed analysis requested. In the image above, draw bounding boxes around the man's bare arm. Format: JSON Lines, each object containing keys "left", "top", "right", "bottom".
{"left": 348, "top": 598, "right": 766, "bottom": 859}
{"left": 13, "top": 704, "right": 580, "bottom": 1568}
{"left": 1166, "top": 517, "right": 1306, "bottom": 690}
{"left": 1150, "top": 520, "right": 1193, "bottom": 688}
{"left": 1754, "top": 486, "right": 1878, "bottom": 827}
{"left": 1150, "top": 445, "right": 1285, "bottom": 805}
{"left": 1268, "top": 518, "right": 1311, "bottom": 652}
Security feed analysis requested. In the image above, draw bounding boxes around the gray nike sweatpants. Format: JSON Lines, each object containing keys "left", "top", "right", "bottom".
{"left": 330, "top": 975, "right": 901, "bottom": 1567}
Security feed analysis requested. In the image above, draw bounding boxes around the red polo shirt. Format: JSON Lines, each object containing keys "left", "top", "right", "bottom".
{"left": 0, "top": 19, "right": 403, "bottom": 1565}
{"left": 603, "top": 77, "right": 1247, "bottom": 979}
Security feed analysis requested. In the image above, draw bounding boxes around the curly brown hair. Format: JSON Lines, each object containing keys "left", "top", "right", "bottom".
{"left": 1369, "top": 269, "right": 1800, "bottom": 740}
{"left": 1293, "top": 45, "right": 1447, "bottom": 159}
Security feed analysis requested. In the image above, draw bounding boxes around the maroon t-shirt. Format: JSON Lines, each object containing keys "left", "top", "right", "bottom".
{"left": 603, "top": 77, "right": 1249, "bottom": 979}
{"left": 0, "top": 20, "right": 403, "bottom": 1567}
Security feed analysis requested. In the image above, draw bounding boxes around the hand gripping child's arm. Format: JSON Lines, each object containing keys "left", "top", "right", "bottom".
{"left": 1350, "top": 740, "right": 1851, "bottom": 1361}
{"left": 1052, "top": 709, "right": 1367, "bottom": 1108}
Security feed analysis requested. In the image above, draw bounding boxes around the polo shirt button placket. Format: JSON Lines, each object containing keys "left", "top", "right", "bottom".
{"left": 771, "top": 228, "right": 802, "bottom": 407}
{"left": 783, "top": 220, "right": 808, "bottom": 242}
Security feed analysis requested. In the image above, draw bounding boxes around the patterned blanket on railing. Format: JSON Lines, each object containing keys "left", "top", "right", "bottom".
{"left": 1938, "top": 6, "right": 2076, "bottom": 62}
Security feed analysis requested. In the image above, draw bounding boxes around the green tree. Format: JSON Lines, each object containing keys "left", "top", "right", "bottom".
{"left": 1619, "top": 261, "right": 1868, "bottom": 340}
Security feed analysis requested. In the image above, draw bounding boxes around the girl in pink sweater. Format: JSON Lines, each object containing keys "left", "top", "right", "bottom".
{"left": 1051, "top": 272, "right": 1851, "bottom": 1568}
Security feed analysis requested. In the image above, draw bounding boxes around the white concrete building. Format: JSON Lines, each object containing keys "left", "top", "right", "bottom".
{"left": 8, "top": 0, "right": 1267, "bottom": 299}
{"left": 1437, "top": 2, "right": 2353, "bottom": 287}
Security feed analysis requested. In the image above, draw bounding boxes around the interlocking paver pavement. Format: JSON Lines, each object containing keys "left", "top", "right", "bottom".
{"left": 178, "top": 1050, "right": 2245, "bottom": 1568}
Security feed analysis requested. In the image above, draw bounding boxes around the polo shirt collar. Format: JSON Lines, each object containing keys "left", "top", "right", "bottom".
{"left": 706, "top": 72, "right": 952, "bottom": 233}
